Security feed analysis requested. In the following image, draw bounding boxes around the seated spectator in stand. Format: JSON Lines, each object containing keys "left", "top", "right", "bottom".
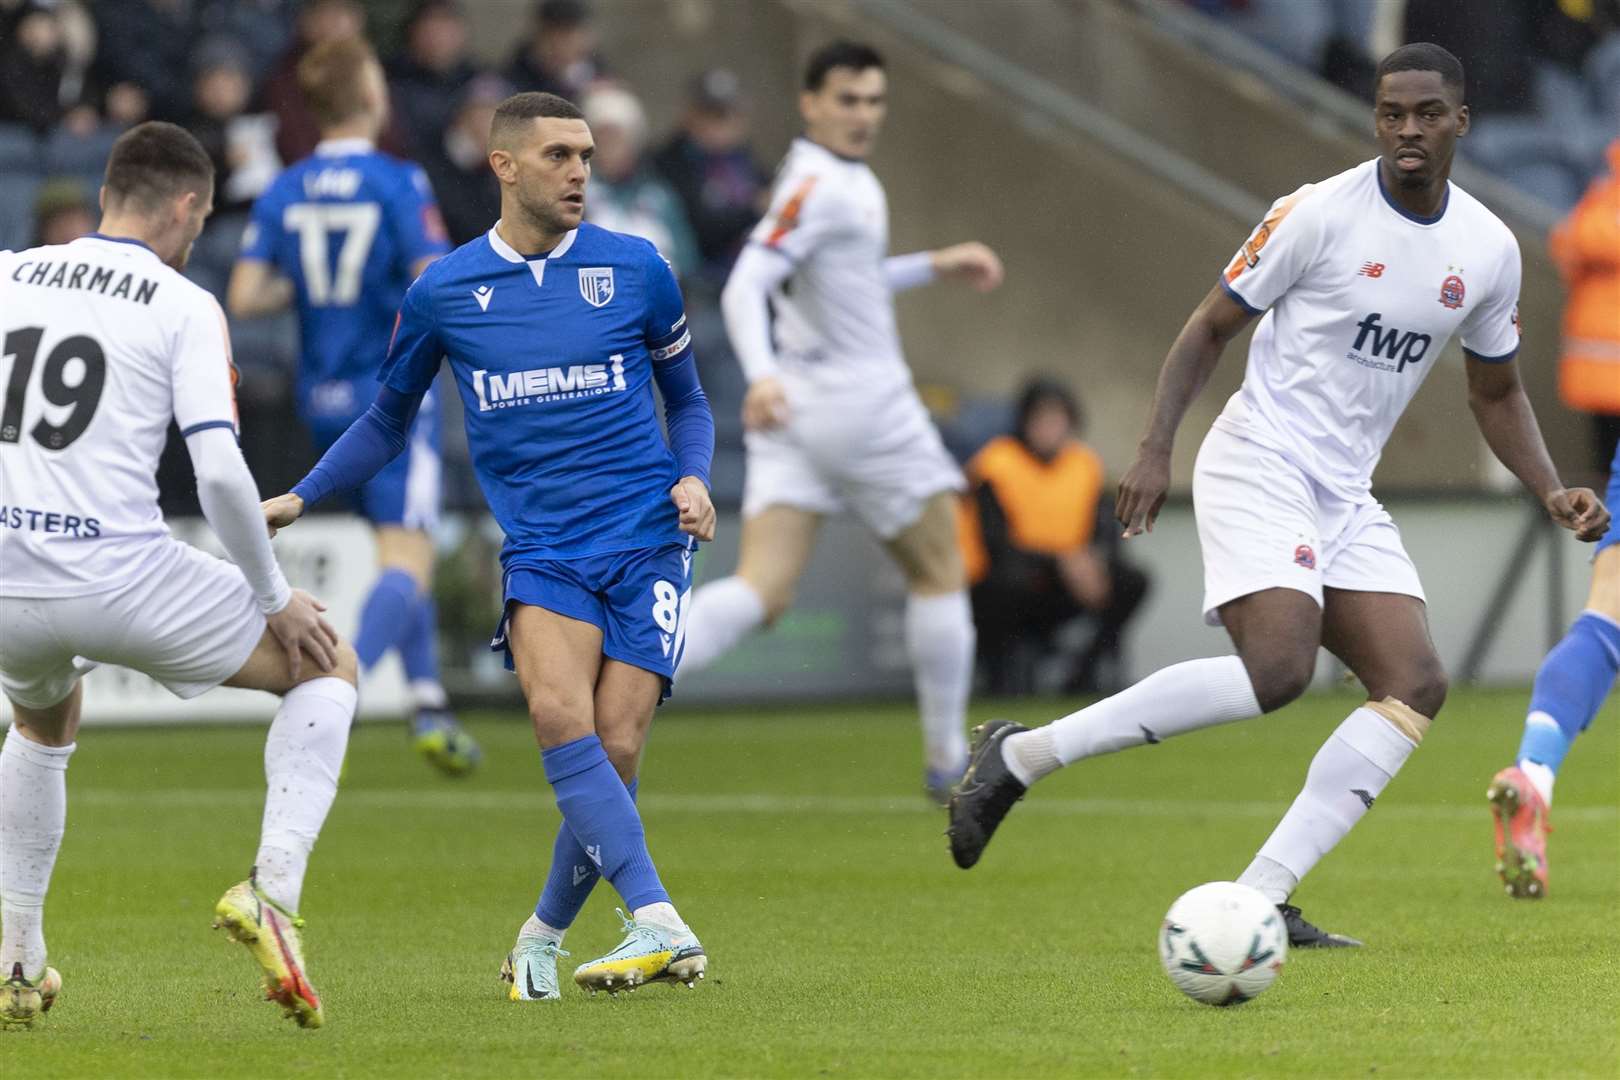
{"left": 582, "top": 85, "right": 698, "bottom": 279}
{"left": 31, "top": 178, "right": 94, "bottom": 246}
{"left": 503, "top": 0, "right": 607, "bottom": 101}
{"left": 0, "top": 3, "right": 93, "bottom": 134}
{"left": 652, "top": 68, "right": 769, "bottom": 285}
{"left": 420, "top": 73, "right": 506, "bottom": 245}
{"left": 187, "top": 37, "right": 281, "bottom": 213}
{"left": 262, "top": 0, "right": 408, "bottom": 164}
{"left": 88, "top": 0, "right": 197, "bottom": 122}
{"left": 387, "top": 0, "right": 478, "bottom": 163}
{"left": 959, "top": 379, "right": 1151, "bottom": 695}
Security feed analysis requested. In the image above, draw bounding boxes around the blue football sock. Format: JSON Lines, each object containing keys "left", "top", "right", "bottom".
{"left": 399, "top": 591, "right": 442, "bottom": 688}
{"left": 541, "top": 736, "right": 668, "bottom": 911}
{"left": 354, "top": 568, "right": 418, "bottom": 671}
{"left": 535, "top": 778, "right": 638, "bottom": 929}
{"left": 1516, "top": 611, "right": 1620, "bottom": 773}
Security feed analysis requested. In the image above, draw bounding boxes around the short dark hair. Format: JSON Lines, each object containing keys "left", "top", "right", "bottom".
{"left": 804, "top": 40, "right": 884, "bottom": 91}
{"left": 536, "top": 0, "right": 590, "bottom": 28}
{"left": 102, "top": 122, "right": 213, "bottom": 212}
{"left": 489, "top": 91, "right": 585, "bottom": 147}
{"left": 1016, "top": 378, "right": 1082, "bottom": 439}
{"left": 1375, "top": 42, "right": 1465, "bottom": 99}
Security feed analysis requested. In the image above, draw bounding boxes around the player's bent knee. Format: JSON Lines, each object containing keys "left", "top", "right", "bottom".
{"left": 526, "top": 687, "right": 594, "bottom": 745}
{"left": 598, "top": 734, "right": 643, "bottom": 782}
{"left": 1244, "top": 653, "right": 1315, "bottom": 713}
{"left": 1396, "top": 662, "right": 1448, "bottom": 721}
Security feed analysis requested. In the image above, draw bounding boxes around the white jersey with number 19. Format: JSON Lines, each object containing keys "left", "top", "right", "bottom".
{"left": 1216, "top": 158, "right": 1522, "bottom": 501}
{"left": 0, "top": 234, "right": 240, "bottom": 598}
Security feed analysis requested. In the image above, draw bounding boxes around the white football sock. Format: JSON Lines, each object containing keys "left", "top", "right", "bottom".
{"left": 0, "top": 732, "right": 74, "bottom": 977}
{"left": 520, "top": 912, "right": 565, "bottom": 945}
{"left": 677, "top": 576, "right": 766, "bottom": 676}
{"left": 1236, "top": 856, "right": 1297, "bottom": 905}
{"left": 1517, "top": 759, "right": 1555, "bottom": 807}
{"left": 632, "top": 901, "right": 686, "bottom": 932}
{"left": 254, "top": 677, "right": 355, "bottom": 913}
{"left": 1241, "top": 705, "right": 1418, "bottom": 899}
{"left": 410, "top": 678, "right": 449, "bottom": 711}
{"left": 906, "top": 591, "right": 975, "bottom": 772}
{"left": 1002, "top": 656, "right": 1261, "bottom": 786}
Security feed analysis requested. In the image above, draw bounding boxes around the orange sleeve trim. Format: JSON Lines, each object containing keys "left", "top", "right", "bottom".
{"left": 764, "top": 177, "right": 818, "bottom": 248}
{"left": 1225, "top": 191, "right": 1304, "bottom": 284}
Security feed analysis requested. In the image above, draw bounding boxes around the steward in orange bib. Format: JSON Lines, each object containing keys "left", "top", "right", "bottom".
{"left": 958, "top": 380, "right": 1150, "bottom": 694}
{"left": 1550, "top": 138, "right": 1620, "bottom": 469}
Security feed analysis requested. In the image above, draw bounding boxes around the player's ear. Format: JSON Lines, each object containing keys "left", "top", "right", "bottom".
{"left": 1454, "top": 103, "right": 1469, "bottom": 138}
{"left": 488, "top": 146, "right": 515, "bottom": 183}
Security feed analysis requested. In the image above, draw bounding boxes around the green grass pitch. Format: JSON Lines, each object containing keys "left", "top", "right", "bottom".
{"left": 5, "top": 687, "right": 1616, "bottom": 1078}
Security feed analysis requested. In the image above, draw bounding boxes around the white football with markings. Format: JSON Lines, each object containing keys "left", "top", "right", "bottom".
{"left": 1158, "top": 881, "right": 1286, "bottom": 1006}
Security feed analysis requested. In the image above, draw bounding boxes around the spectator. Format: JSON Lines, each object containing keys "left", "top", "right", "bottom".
{"left": 387, "top": 0, "right": 477, "bottom": 163}
{"left": 0, "top": 3, "right": 81, "bottom": 133}
{"left": 581, "top": 85, "right": 698, "bottom": 279}
{"left": 31, "top": 178, "right": 93, "bottom": 246}
{"left": 261, "top": 0, "right": 408, "bottom": 164}
{"left": 959, "top": 379, "right": 1151, "bottom": 695}
{"left": 186, "top": 36, "right": 280, "bottom": 211}
{"left": 420, "top": 73, "right": 506, "bottom": 246}
{"left": 503, "top": 0, "right": 607, "bottom": 102}
{"left": 651, "top": 68, "right": 769, "bottom": 284}
{"left": 1550, "top": 138, "right": 1620, "bottom": 473}
{"left": 88, "top": 0, "right": 195, "bottom": 123}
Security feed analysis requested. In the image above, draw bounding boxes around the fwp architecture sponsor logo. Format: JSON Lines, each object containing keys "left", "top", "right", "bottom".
{"left": 471, "top": 355, "right": 627, "bottom": 411}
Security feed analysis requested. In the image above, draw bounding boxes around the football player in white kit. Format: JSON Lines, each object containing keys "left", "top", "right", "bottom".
{"left": 677, "top": 41, "right": 1004, "bottom": 801}
{"left": 947, "top": 44, "right": 1610, "bottom": 945}
{"left": 0, "top": 123, "right": 358, "bottom": 1028}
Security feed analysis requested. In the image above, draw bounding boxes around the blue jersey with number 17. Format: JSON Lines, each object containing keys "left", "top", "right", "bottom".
{"left": 241, "top": 139, "right": 449, "bottom": 422}
{"left": 381, "top": 222, "right": 698, "bottom": 564}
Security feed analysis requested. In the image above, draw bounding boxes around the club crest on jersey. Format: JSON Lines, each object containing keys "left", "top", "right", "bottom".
{"left": 1438, "top": 274, "right": 1465, "bottom": 309}
{"left": 578, "top": 267, "right": 614, "bottom": 308}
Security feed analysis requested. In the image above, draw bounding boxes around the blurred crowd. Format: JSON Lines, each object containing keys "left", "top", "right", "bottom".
{"left": 1192, "top": 0, "right": 1620, "bottom": 211}
{"left": 0, "top": 0, "right": 771, "bottom": 506}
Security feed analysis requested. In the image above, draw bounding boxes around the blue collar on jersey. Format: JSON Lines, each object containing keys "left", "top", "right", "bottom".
{"left": 1376, "top": 164, "right": 1449, "bottom": 226}
{"left": 84, "top": 232, "right": 157, "bottom": 254}
{"left": 486, "top": 223, "right": 579, "bottom": 287}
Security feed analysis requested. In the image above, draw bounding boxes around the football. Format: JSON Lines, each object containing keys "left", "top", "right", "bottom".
{"left": 1158, "top": 881, "right": 1287, "bottom": 1006}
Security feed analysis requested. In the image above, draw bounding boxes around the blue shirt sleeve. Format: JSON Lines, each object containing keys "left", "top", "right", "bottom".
{"left": 291, "top": 386, "right": 423, "bottom": 507}
{"left": 642, "top": 243, "right": 713, "bottom": 486}
{"left": 387, "top": 164, "right": 452, "bottom": 270}
{"left": 378, "top": 276, "right": 444, "bottom": 395}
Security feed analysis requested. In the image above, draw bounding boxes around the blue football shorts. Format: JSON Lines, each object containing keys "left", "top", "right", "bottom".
{"left": 491, "top": 539, "right": 697, "bottom": 699}
{"left": 307, "top": 387, "right": 441, "bottom": 530}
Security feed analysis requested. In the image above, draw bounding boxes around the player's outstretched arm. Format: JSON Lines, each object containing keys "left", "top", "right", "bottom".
{"left": 1465, "top": 354, "right": 1611, "bottom": 542}
{"left": 926, "top": 242, "right": 1004, "bottom": 292}
{"left": 263, "top": 386, "right": 424, "bottom": 536}
{"left": 226, "top": 258, "right": 295, "bottom": 319}
{"left": 1116, "top": 285, "right": 1255, "bottom": 538}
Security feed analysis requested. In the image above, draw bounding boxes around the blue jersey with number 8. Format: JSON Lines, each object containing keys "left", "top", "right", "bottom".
{"left": 241, "top": 140, "right": 449, "bottom": 423}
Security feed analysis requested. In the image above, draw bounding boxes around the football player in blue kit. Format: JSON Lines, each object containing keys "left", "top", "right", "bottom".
{"left": 228, "top": 36, "right": 481, "bottom": 775}
{"left": 262, "top": 91, "right": 717, "bottom": 1000}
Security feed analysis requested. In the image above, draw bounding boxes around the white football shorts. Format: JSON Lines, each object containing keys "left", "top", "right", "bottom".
{"left": 1193, "top": 426, "right": 1424, "bottom": 626}
{"left": 742, "top": 382, "right": 964, "bottom": 539}
{"left": 0, "top": 538, "right": 265, "bottom": 709}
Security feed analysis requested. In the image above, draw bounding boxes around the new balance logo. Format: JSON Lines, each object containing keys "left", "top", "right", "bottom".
{"left": 1351, "top": 788, "right": 1375, "bottom": 809}
{"left": 472, "top": 284, "right": 493, "bottom": 311}
{"left": 1140, "top": 724, "right": 1161, "bottom": 745}
{"left": 572, "top": 864, "right": 591, "bottom": 886}
{"left": 1348, "top": 312, "right": 1431, "bottom": 373}
{"left": 1358, "top": 261, "right": 1385, "bottom": 278}
{"left": 585, "top": 845, "right": 603, "bottom": 867}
